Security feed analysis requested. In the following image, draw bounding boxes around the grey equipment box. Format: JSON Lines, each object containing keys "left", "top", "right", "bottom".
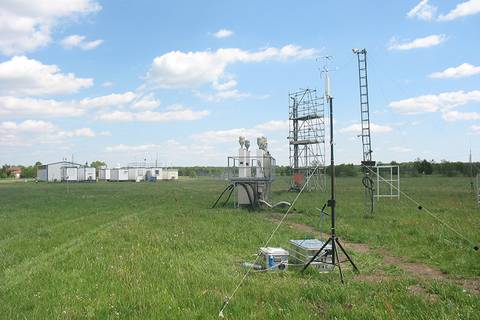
{"left": 258, "top": 247, "right": 289, "bottom": 270}
{"left": 289, "top": 239, "right": 334, "bottom": 272}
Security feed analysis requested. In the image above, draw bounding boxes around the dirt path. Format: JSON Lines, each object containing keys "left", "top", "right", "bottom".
{"left": 266, "top": 214, "right": 480, "bottom": 295}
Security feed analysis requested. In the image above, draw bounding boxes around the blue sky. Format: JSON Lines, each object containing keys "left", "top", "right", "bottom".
{"left": 0, "top": 0, "right": 479, "bottom": 166}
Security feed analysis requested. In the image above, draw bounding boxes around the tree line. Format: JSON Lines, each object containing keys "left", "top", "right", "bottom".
{"left": 1, "top": 159, "right": 478, "bottom": 179}
{"left": 177, "top": 159, "right": 479, "bottom": 178}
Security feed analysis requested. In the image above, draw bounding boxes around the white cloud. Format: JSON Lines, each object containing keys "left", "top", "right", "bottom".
{"left": 96, "top": 105, "right": 209, "bottom": 122}
{"left": 196, "top": 89, "right": 250, "bottom": 102}
{"left": 0, "top": 91, "right": 174, "bottom": 118}
{"left": 0, "top": 119, "right": 56, "bottom": 133}
{"left": 147, "top": 44, "right": 317, "bottom": 89}
{"left": 390, "top": 90, "right": 480, "bottom": 115}
{"left": 96, "top": 110, "right": 134, "bottom": 121}
{"left": 390, "top": 146, "right": 413, "bottom": 153}
{"left": 0, "top": 0, "right": 101, "bottom": 55}
{"left": 407, "top": 0, "right": 437, "bottom": 20}
{"left": 61, "top": 34, "right": 103, "bottom": 50}
{"left": 388, "top": 34, "right": 446, "bottom": 50}
{"left": 59, "top": 127, "right": 96, "bottom": 137}
{"left": 79, "top": 92, "right": 137, "bottom": 108}
{"left": 438, "top": 0, "right": 480, "bottom": 21}
{"left": 0, "top": 119, "right": 101, "bottom": 146}
{"left": 442, "top": 110, "right": 480, "bottom": 121}
{"left": 470, "top": 124, "right": 480, "bottom": 134}
{"left": 213, "top": 29, "right": 234, "bottom": 39}
{"left": 101, "top": 81, "right": 114, "bottom": 88}
{"left": 212, "top": 79, "right": 238, "bottom": 91}
{"left": 0, "top": 56, "right": 93, "bottom": 96}
{"left": 339, "top": 123, "right": 393, "bottom": 134}
{"left": 255, "top": 120, "right": 289, "bottom": 131}
{"left": 429, "top": 63, "right": 480, "bottom": 79}
{"left": 106, "top": 144, "right": 161, "bottom": 152}
{"left": 131, "top": 93, "right": 161, "bottom": 110}
{"left": 0, "top": 96, "right": 84, "bottom": 117}
{"left": 192, "top": 119, "right": 290, "bottom": 143}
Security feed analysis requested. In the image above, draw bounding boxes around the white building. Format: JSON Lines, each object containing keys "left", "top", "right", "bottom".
{"left": 128, "top": 167, "right": 146, "bottom": 181}
{"left": 110, "top": 168, "right": 129, "bottom": 181}
{"left": 61, "top": 167, "right": 78, "bottom": 182}
{"left": 37, "top": 161, "right": 81, "bottom": 182}
{"left": 99, "top": 167, "right": 111, "bottom": 181}
{"left": 146, "top": 167, "right": 163, "bottom": 180}
{"left": 78, "top": 167, "right": 96, "bottom": 182}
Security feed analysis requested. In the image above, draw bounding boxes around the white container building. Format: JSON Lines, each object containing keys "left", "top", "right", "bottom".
{"left": 37, "top": 161, "right": 81, "bottom": 182}
{"left": 78, "top": 167, "right": 96, "bottom": 182}
{"left": 163, "top": 169, "right": 179, "bottom": 180}
{"left": 128, "top": 167, "right": 146, "bottom": 181}
{"left": 61, "top": 167, "right": 78, "bottom": 182}
{"left": 110, "top": 168, "right": 129, "bottom": 181}
{"left": 99, "top": 167, "right": 111, "bottom": 181}
{"left": 145, "top": 167, "right": 162, "bottom": 180}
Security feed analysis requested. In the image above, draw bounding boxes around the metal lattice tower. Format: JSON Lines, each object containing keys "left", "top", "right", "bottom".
{"left": 353, "top": 49, "right": 373, "bottom": 163}
{"left": 288, "top": 89, "right": 326, "bottom": 191}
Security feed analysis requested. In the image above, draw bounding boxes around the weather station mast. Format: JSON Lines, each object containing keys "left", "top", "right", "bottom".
{"left": 353, "top": 48, "right": 376, "bottom": 215}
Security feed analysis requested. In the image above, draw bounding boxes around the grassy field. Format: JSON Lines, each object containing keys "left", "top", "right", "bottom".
{"left": 0, "top": 176, "right": 479, "bottom": 319}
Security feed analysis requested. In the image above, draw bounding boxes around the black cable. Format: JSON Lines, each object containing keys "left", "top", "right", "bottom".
{"left": 222, "top": 185, "right": 235, "bottom": 207}
{"left": 362, "top": 175, "right": 375, "bottom": 214}
{"left": 212, "top": 184, "right": 234, "bottom": 208}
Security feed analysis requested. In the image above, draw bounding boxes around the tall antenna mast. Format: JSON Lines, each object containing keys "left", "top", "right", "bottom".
{"left": 352, "top": 48, "right": 373, "bottom": 162}
{"left": 303, "top": 60, "right": 359, "bottom": 282}
{"left": 353, "top": 48, "right": 376, "bottom": 215}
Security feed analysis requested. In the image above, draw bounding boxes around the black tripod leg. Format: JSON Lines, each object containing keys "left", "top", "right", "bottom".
{"left": 333, "top": 240, "right": 344, "bottom": 284}
{"left": 301, "top": 238, "right": 331, "bottom": 272}
{"left": 335, "top": 238, "right": 359, "bottom": 272}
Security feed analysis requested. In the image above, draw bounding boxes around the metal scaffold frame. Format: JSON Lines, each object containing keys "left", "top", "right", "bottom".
{"left": 288, "top": 88, "right": 326, "bottom": 191}
{"left": 374, "top": 165, "right": 400, "bottom": 199}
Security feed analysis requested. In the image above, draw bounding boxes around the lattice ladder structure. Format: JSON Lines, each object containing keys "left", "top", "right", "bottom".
{"left": 354, "top": 49, "right": 373, "bottom": 162}
{"left": 353, "top": 48, "right": 376, "bottom": 214}
{"left": 288, "top": 89, "right": 326, "bottom": 191}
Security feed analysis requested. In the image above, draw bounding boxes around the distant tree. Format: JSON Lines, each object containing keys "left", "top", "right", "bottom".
{"left": 90, "top": 160, "right": 106, "bottom": 169}
{"left": 413, "top": 158, "right": 423, "bottom": 174}
{"left": 21, "top": 165, "right": 36, "bottom": 178}
{"left": 422, "top": 160, "right": 433, "bottom": 175}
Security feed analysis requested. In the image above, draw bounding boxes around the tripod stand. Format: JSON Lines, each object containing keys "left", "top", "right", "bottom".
{"left": 302, "top": 95, "right": 359, "bottom": 283}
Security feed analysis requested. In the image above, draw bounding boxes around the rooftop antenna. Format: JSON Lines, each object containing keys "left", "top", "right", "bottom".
{"left": 302, "top": 60, "right": 359, "bottom": 282}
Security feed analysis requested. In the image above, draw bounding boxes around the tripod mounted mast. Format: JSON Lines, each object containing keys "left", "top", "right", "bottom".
{"left": 302, "top": 61, "right": 359, "bottom": 282}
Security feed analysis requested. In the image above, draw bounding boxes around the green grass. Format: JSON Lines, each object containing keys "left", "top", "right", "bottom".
{"left": 0, "top": 177, "right": 479, "bottom": 319}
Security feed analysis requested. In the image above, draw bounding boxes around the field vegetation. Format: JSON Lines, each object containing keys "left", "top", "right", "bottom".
{"left": 0, "top": 176, "right": 479, "bottom": 319}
